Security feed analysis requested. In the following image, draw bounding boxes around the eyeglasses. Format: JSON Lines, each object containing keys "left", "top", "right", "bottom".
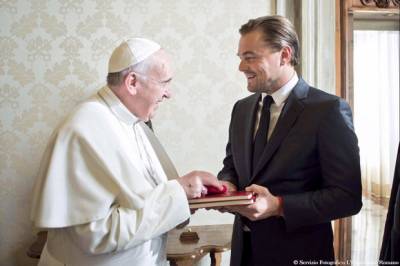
{"left": 132, "top": 72, "right": 172, "bottom": 89}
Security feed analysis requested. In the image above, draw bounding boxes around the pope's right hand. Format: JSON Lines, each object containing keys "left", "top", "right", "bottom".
{"left": 177, "top": 170, "right": 222, "bottom": 199}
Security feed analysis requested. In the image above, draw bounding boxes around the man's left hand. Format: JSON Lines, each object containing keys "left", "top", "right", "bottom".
{"left": 226, "top": 184, "right": 282, "bottom": 221}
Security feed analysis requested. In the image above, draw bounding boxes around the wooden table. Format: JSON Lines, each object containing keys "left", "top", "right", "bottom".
{"left": 28, "top": 224, "right": 233, "bottom": 266}
{"left": 166, "top": 224, "right": 233, "bottom": 266}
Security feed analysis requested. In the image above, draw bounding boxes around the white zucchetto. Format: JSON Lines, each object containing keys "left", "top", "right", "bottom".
{"left": 108, "top": 38, "right": 161, "bottom": 73}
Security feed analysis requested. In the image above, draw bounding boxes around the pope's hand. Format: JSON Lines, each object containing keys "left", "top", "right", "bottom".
{"left": 177, "top": 171, "right": 222, "bottom": 199}
{"left": 225, "top": 184, "right": 282, "bottom": 221}
{"left": 220, "top": 180, "right": 237, "bottom": 192}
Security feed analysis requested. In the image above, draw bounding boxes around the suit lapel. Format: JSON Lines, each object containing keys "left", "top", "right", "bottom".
{"left": 234, "top": 93, "right": 260, "bottom": 182}
{"left": 251, "top": 79, "right": 309, "bottom": 180}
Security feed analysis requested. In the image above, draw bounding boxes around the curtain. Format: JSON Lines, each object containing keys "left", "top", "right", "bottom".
{"left": 354, "top": 30, "right": 400, "bottom": 201}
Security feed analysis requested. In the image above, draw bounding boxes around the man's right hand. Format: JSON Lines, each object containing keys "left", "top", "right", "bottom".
{"left": 177, "top": 171, "right": 222, "bottom": 199}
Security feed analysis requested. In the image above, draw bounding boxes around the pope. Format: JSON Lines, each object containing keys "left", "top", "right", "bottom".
{"left": 30, "top": 38, "right": 222, "bottom": 266}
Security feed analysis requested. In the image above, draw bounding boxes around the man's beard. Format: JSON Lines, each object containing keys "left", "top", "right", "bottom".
{"left": 248, "top": 79, "right": 275, "bottom": 94}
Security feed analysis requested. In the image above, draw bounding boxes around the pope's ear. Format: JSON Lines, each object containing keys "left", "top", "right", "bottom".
{"left": 124, "top": 72, "right": 138, "bottom": 95}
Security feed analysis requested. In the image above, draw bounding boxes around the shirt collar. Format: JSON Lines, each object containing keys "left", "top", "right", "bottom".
{"left": 98, "top": 86, "right": 140, "bottom": 126}
{"left": 262, "top": 72, "right": 299, "bottom": 107}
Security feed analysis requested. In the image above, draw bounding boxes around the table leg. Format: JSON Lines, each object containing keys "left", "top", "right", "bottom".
{"left": 169, "top": 258, "right": 197, "bottom": 266}
{"left": 210, "top": 251, "right": 222, "bottom": 266}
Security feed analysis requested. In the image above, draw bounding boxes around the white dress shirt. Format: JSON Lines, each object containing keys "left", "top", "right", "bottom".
{"left": 32, "top": 86, "right": 190, "bottom": 266}
{"left": 253, "top": 72, "right": 299, "bottom": 139}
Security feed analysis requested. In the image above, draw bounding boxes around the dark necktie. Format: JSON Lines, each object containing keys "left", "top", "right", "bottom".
{"left": 252, "top": 95, "right": 274, "bottom": 170}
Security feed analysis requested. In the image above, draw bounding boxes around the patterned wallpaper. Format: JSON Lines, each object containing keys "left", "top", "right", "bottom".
{"left": 0, "top": 0, "right": 270, "bottom": 265}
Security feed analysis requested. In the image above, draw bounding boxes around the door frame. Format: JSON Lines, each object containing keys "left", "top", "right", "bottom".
{"left": 334, "top": 0, "right": 399, "bottom": 262}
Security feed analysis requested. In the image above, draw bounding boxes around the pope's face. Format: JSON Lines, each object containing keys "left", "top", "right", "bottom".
{"left": 237, "top": 30, "right": 283, "bottom": 94}
{"left": 135, "top": 52, "right": 173, "bottom": 121}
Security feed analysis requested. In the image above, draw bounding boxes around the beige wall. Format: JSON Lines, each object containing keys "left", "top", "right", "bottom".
{"left": 0, "top": 0, "right": 271, "bottom": 265}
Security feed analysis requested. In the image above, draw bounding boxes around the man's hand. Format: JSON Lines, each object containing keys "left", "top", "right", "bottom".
{"left": 225, "top": 184, "right": 282, "bottom": 221}
{"left": 177, "top": 171, "right": 222, "bottom": 199}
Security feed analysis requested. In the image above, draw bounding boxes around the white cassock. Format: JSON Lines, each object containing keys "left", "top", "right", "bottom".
{"left": 30, "top": 86, "right": 190, "bottom": 266}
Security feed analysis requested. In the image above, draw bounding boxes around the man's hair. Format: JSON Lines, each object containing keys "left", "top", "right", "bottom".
{"left": 106, "top": 56, "right": 154, "bottom": 87}
{"left": 239, "top": 15, "right": 300, "bottom": 66}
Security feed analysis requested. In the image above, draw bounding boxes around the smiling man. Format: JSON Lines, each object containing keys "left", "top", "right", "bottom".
{"left": 217, "top": 16, "right": 362, "bottom": 265}
{"left": 31, "top": 38, "right": 222, "bottom": 266}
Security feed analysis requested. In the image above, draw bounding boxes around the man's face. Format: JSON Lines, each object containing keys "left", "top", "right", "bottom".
{"left": 237, "top": 30, "right": 283, "bottom": 94}
{"left": 135, "top": 51, "right": 173, "bottom": 121}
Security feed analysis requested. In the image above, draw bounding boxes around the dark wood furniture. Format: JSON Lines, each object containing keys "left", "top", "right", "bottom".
{"left": 167, "top": 224, "right": 233, "bottom": 266}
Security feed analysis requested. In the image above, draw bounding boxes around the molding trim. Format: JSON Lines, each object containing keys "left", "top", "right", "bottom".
{"left": 360, "top": 0, "right": 400, "bottom": 8}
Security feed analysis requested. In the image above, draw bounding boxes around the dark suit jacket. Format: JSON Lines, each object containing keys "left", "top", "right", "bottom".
{"left": 380, "top": 142, "right": 400, "bottom": 262}
{"left": 218, "top": 79, "right": 362, "bottom": 266}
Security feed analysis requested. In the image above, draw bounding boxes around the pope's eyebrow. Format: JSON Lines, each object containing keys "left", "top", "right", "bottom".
{"left": 162, "top": 78, "right": 172, "bottom": 83}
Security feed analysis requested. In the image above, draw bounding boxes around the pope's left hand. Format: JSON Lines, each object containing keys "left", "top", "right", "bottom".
{"left": 226, "top": 184, "right": 282, "bottom": 221}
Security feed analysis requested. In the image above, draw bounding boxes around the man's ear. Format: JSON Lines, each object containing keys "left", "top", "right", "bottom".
{"left": 280, "top": 46, "right": 292, "bottom": 66}
{"left": 124, "top": 72, "right": 137, "bottom": 95}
